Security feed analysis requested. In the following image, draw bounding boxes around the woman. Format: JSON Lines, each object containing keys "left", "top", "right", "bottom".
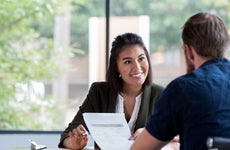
{"left": 58, "top": 32, "right": 164, "bottom": 149}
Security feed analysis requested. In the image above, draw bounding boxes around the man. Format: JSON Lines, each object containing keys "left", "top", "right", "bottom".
{"left": 130, "top": 12, "right": 230, "bottom": 150}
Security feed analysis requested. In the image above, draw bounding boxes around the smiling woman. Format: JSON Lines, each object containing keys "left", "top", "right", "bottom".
{"left": 58, "top": 33, "right": 164, "bottom": 150}
{"left": 117, "top": 45, "right": 149, "bottom": 88}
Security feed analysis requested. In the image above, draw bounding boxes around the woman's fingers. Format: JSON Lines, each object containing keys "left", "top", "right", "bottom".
{"left": 77, "top": 124, "right": 87, "bottom": 136}
{"left": 68, "top": 125, "right": 89, "bottom": 149}
{"left": 129, "top": 128, "right": 144, "bottom": 140}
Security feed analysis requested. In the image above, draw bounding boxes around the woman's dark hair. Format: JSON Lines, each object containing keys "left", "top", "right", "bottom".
{"left": 106, "top": 32, "right": 152, "bottom": 92}
{"left": 182, "top": 12, "right": 230, "bottom": 58}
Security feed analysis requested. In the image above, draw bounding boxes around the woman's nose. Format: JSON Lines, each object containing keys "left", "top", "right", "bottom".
{"left": 132, "top": 60, "right": 141, "bottom": 70}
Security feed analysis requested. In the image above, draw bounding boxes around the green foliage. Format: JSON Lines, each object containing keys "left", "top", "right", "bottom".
{"left": 0, "top": 94, "right": 62, "bottom": 130}
{"left": 69, "top": 0, "right": 105, "bottom": 56}
{"left": 69, "top": 0, "right": 230, "bottom": 54}
{"left": 0, "top": 0, "right": 66, "bottom": 130}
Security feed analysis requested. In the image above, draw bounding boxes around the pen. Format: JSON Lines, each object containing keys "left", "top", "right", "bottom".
{"left": 81, "top": 131, "right": 89, "bottom": 136}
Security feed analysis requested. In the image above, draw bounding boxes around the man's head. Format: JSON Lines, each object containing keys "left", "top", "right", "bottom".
{"left": 182, "top": 12, "right": 230, "bottom": 73}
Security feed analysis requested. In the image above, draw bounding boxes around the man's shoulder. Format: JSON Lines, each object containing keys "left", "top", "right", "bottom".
{"left": 162, "top": 76, "right": 188, "bottom": 92}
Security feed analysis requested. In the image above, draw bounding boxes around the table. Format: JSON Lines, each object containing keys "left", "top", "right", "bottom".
{"left": 13, "top": 147, "right": 95, "bottom": 150}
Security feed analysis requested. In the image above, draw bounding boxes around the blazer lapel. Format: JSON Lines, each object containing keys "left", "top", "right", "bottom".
{"left": 135, "top": 85, "right": 151, "bottom": 129}
{"left": 107, "top": 87, "right": 117, "bottom": 113}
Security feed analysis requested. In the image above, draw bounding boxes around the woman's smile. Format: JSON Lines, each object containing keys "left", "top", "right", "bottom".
{"left": 117, "top": 45, "right": 149, "bottom": 87}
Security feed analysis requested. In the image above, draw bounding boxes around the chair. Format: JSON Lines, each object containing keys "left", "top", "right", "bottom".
{"left": 207, "top": 136, "right": 230, "bottom": 150}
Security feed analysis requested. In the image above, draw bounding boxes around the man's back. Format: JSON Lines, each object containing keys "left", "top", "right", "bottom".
{"left": 146, "top": 58, "right": 230, "bottom": 150}
{"left": 178, "top": 58, "right": 230, "bottom": 149}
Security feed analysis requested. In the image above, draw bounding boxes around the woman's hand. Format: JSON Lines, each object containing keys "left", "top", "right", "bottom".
{"left": 64, "top": 124, "right": 89, "bottom": 150}
{"left": 129, "top": 128, "right": 144, "bottom": 140}
{"left": 161, "top": 135, "right": 180, "bottom": 150}
{"left": 171, "top": 135, "right": 179, "bottom": 142}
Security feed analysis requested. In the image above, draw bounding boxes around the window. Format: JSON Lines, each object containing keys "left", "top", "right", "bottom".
{"left": 1, "top": 0, "right": 230, "bottom": 131}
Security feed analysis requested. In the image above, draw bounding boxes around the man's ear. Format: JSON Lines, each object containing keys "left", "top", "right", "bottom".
{"left": 184, "top": 44, "right": 195, "bottom": 62}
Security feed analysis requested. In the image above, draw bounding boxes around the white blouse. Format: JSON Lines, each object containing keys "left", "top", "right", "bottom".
{"left": 116, "top": 93, "right": 142, "bottom": 134}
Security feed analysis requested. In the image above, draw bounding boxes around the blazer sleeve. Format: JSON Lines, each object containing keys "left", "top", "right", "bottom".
{"left": 58, "top": 82, "right": 102, "bottom": 148}
{"left": 58, "top": 82, "right": 116, "bottom": 148}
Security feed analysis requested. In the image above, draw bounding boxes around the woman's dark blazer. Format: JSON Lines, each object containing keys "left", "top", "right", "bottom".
{"left": 58, "top": 81, "right": 164, "bottom": 148}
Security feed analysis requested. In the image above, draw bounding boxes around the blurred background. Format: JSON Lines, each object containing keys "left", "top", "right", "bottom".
{"left": 1, "top": 0, "right": 230, "bottom": 132}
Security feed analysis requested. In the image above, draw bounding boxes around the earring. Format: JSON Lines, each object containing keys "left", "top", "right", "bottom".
{"left": 119, "top": 74, "right": 121, "bottom": 77}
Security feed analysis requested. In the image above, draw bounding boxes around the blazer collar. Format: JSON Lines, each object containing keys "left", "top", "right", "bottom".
{"left": 107, "top": 87, "right": 118, "bottom": 112}
{"left": 135, "top": 85, "right": 151, "bottom": 129}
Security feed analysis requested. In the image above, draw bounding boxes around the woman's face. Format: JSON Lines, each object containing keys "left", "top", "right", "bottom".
{"left": 117, "top": 45, "right": 149, "bottom": 88}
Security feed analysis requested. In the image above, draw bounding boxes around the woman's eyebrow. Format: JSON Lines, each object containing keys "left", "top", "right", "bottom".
{"left": 122, "top": 57, "right": 132, "bottom": 60}
{"left": 122, "top": 53, "right": 145, "bottom": 60}
{"left": 138, "top": 53, "right": 145, "bottom": 57}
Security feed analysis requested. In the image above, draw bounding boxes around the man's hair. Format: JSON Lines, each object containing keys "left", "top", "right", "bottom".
{"left": 182, "top": 12, "right": 230, "bottom": 58}
{"left": 106, "top": 32, "right": 152, "bottom": 92}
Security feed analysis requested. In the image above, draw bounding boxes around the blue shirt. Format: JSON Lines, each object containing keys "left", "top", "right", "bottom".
{"left": 146, "top": 58, "right": 230, "bottom": 150}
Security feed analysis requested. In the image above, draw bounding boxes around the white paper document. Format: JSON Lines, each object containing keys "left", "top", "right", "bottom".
{"left": 83, "top": 113, "right": 134, "bottom": 150}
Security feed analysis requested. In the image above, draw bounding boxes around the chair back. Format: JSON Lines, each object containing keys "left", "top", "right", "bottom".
{"left": 207, "top": 136, "right": 230, "bottom": 150}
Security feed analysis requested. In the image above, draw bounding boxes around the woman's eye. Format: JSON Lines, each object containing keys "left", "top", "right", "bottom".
{"left": 124, "top": 60, "right": 131, "bottom": 64}
{"left": 139, "top": 57, "right": 145, "bottom": 61}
